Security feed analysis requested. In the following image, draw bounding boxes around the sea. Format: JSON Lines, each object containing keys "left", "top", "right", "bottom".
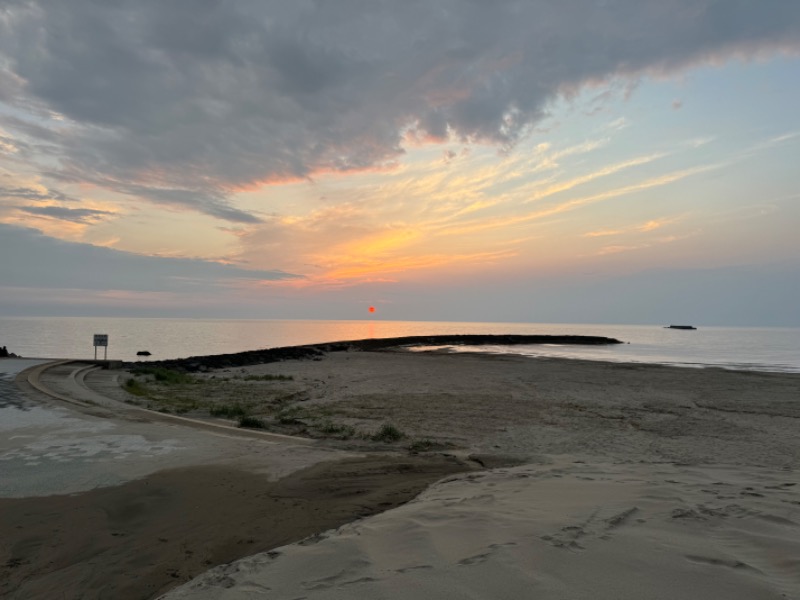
{"left": 1, "top": 317, "right": 799, "bottom": 374}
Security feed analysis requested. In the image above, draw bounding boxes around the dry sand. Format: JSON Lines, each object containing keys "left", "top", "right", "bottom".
{"left": 162, "top": 460, "right": 800, "bottom": 600}
{"left": 4, "top": 350, "right": 800, "bottom": 599}
{"left": 200, "top": 350, "right": 800, "bottom": 467}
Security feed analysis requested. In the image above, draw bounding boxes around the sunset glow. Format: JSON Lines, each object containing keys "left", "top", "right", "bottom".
{"left": 1, "top": 3, "right": 798, "bottom": 324}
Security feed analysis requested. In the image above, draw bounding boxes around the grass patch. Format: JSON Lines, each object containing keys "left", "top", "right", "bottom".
{"left": 242, "top": 374, "right": 294, "bottom": 382}
{"left": 131, "top": 367, "right": 196, "bottom": 385}
{"left": 318, "top": 420, "right": 356, "bottom": 439}
{"left": 371, "top": 423, "right": 405, "bottom": 443}
{"left": 124, "top": 378, "right": 148, "bottom": 396}
{"left": 276, "top": 406, "right": 306, "bottom": 425}
{"left": 408, "top": 439, "right": 436, "bottom": 453}
{"left": 238, "top": 415, "right": 267, "bottom": 429}
{"left": 209, "top": 404, "right": 248, "bottom": 419}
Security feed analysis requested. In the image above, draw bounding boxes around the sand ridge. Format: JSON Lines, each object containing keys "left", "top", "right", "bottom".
{"left": 162, "top": 460, "right": 800, "bottom": 600}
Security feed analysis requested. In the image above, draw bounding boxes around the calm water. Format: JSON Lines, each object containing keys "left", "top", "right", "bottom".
{"left": 1, "top": 317, "right": 798, "bottom": 373}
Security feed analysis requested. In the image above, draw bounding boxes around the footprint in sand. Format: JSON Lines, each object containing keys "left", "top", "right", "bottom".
{"left": 685, "top": 555, "right": 763, "bottom": 574}
{"left": 458, "top": 542, "right": 519, "bottom": 565}
{"left": 541, "top": 507, "right": 640, "bottom": 550}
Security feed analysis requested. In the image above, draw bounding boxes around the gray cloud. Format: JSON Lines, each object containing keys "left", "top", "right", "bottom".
{"left": 100, "top": 182, "right": 263, "bottom": 224}
{"left": 0, "top": 184, "right": 77, "bottom": 203}
{"left": 0, "top": 223, "right": 299, "bottom": 292}
{"left": 16, "top": 205, "right": 114, "bottom": 223}
{"left": 1, "top": 1, "right": 798, "bottom": 220}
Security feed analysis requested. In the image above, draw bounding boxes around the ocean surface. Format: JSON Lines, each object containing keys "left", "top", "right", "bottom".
{"left": 1, "top": 317, "right": 798, "bottom": 374}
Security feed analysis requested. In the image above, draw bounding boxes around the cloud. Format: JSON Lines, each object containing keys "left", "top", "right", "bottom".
{"left": 584, "top": 217, "right": 680, "bottom": 238}
{"left": 0, "top": 184, "right": 77, "bottom": 203}
{"left": 0, "top": 1, "right": 797, "bottom": 221}
{"left": 436, "top": 160, "right": 717, "bottom": 238}
{"left": 106, "top": 182, "right": 264, "bottom": 224}
{"left": 0, "top": 223, "right": 299, "bottom": 293}
{"left": 15, "top": 205, "right": 115, "bottom": 224}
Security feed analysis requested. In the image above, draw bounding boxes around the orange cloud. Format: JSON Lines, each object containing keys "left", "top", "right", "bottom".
{"left": 228, "top": 160, "right": 404, "bottom": 193}
{"left": 335, "top": 229, "right": 421, "bottom": 258}
{"left": 324, "top": 249, "right": 517, "bottom": 281}
{"left": 583, "top": 216, "right": 681, "bottom": 238}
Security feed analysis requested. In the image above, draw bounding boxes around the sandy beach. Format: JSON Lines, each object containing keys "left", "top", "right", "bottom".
{"left": 3, "top": 348, "right": 800, "bottom": 599}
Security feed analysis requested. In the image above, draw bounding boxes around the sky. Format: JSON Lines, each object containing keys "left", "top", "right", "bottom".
{"left": 1, "top": 1, "right": 799, "bottom": 326}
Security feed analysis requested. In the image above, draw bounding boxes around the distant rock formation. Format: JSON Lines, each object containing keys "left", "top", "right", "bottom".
{"left": 0, "top": 345, "right": 19, "bottom": 358}
{"left": 130, "top": 334, "right": 624, "bottom": 372}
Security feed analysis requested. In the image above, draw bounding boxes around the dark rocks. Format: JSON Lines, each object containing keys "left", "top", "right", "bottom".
{"left": 125, "top": 334, "right": 622, "bottom": 373}
{"left": 0, "top": 346, "right": 18, "bottom": 358}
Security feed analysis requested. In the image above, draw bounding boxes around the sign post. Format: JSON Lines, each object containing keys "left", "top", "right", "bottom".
{"left": 93, "top": 334, "right": 109, "bottom": 360}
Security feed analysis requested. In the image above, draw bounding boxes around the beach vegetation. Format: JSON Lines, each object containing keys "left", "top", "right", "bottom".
{"left": 408, "top": 439, "right": 436, "bottom": 453}
{"left": 242, "top": 374, "right": 294, "bottom": 382}
{"left": 277, "top": 406, "right": 307, "bottom": 425}
{"left": 209, "top": 404, "right": 249, "bottom": 419}
{"left": 372, "top": 423, "right": 405, "bottom": 442}
{"left": 124, "top": 378, "right": 148, "bottom": 396}
{"left": 131, "top": 367, "right": 196, "bottom": 385}
{"left": 318, "top": 420, "right": 356, "bottom": 439}
{"left": 238, "top": 415, "right": 267, "bottom": 429}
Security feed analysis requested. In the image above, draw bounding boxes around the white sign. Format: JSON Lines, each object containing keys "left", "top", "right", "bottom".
{"left": 93, "top": 334, "right": 109, "bottom": 347}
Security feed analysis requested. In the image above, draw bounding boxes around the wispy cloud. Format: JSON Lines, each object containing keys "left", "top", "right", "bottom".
{"left": 584, "top": 217, "right": 682, "bottom": 238}
{"left": 0, "top": 183, "right": 78, "bottom": 203}
{"left": 685, "top": 136, "right": 715, "bottom": 148}
{"left": 522, "top": 153, "right": 665, "bottom": 204}
{"left": 439, "top": 163, "right": 719, "bottom": 238}
{"left": 17, "top": 205, "right": 115, "bottom": 224}
{"left": 768, "top": 131, "right": 800, "bottom": 145}
{"left": 594, "top": 231, "right": 698, "bottom": 256}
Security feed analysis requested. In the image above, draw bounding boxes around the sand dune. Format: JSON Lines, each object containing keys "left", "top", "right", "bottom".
{"left": 162, "top": 460, "right": 800, "bottom": 599}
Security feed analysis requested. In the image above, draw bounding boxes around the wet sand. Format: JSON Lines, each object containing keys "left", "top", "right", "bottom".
{"left": 0, "top": 455, "right": 471, "bottom": 599}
